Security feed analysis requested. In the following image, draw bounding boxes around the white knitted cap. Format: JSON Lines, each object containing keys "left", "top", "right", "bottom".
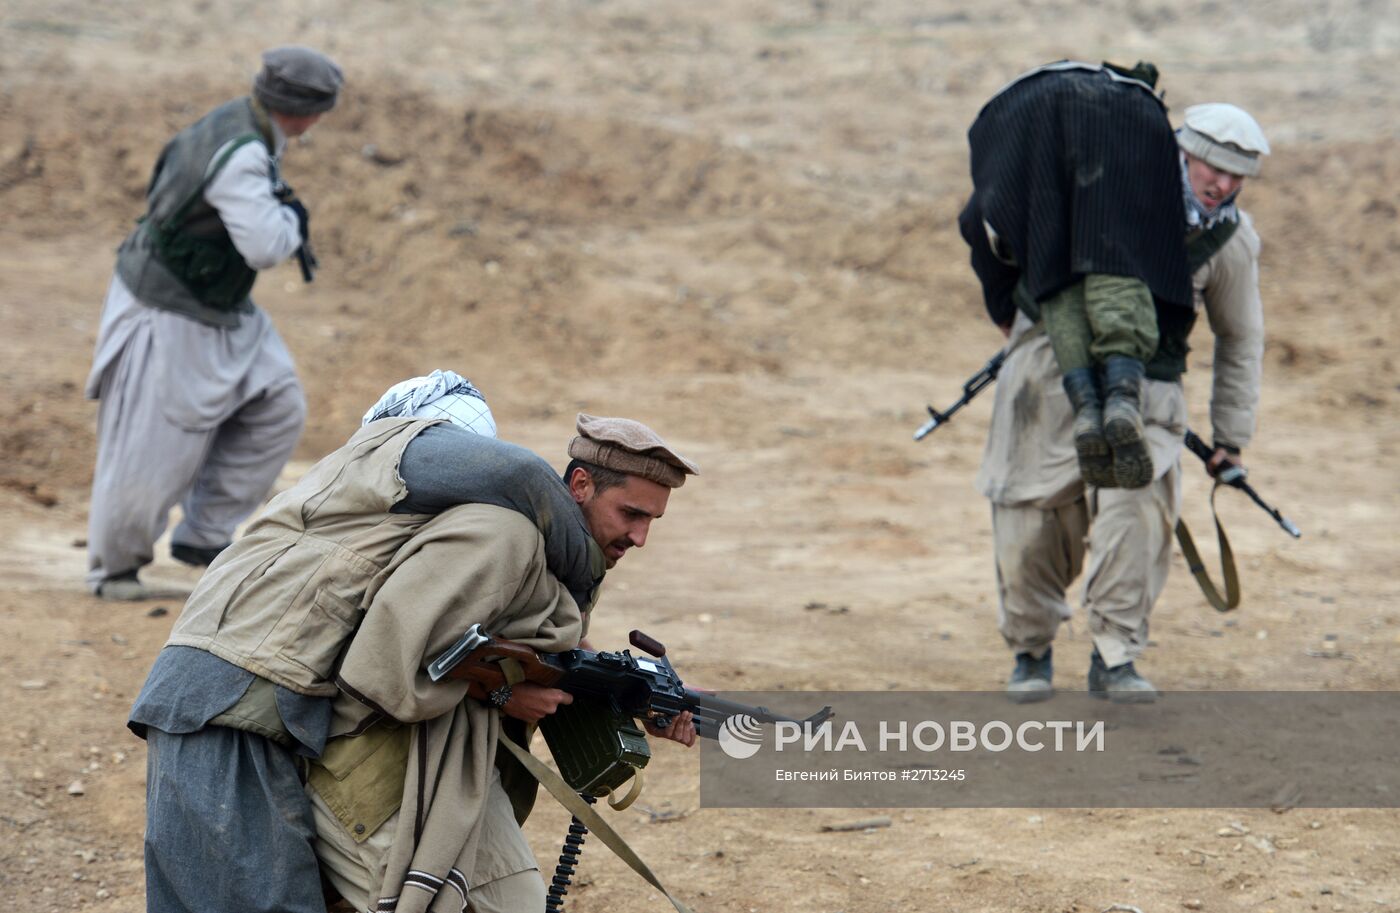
{"left": 1177, "top": 103, "right": 1270, "bottom": 177}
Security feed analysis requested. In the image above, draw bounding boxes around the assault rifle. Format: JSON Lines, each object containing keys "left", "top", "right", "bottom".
{"left": 429, "top": 625, "right": 832, "bottom": 740}
{"left": 271, "top": 180, "right": 318, "bottom": 282}
{"left": 292, "top": 236, "right": 318, "bottom": 283}
{"left": 914, "top": 349, "right": 1007, "bottom": 440}
{"left": 913, "top": 348, "right": 1303, "bottom": 541}
{"left": 1183, "top": 429, "right": 1301, "bottom": 538}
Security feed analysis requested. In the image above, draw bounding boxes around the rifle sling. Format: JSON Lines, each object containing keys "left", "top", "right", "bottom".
{"left": 1004, "top": 315, "right": 1241, "bottom": 611}
{"left": 497, "top": 732, "right": 694, "bottom": 913}
{"left": 499, "top": 657, "right": 525, "bottom": 686}
{"left": 1000, "top": 323, "right": 1240, "bottom": 610}
{"left": 1174, "top": 481, "right": 1242, "bottom": 612}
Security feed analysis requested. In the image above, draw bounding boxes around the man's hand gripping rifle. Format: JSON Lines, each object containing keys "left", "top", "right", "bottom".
{"left": 911, "top": 346, "right": 1303, "bottom": 541}
{"left": 430, "top": 628, "right": 827, "bottom": 913}
{"left": 429, "top": 625, "right": 833, "bottom": 741}
{"left": 271, "top": 179, "right": 319, "bottom": 282}
{"left": 429, "top": 629, "right": 817, "bottom": 913}
{"left": 1183, "top": 429, "right": 1301, "bottom": 539}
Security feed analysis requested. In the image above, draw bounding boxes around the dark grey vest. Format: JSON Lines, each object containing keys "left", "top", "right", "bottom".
{"left": 1145, "top": 219, "right": 1240, "bottom": 381}
{"left": 1010, "top": 220, "right": 1240, "bottom": 382}
{"left": 115, "top": 97, "right": 275, "bottom": 328}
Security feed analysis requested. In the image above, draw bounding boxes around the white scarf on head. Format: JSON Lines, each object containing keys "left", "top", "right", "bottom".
{"left": 362, "top": 370, "right": 497, "bottom": 437}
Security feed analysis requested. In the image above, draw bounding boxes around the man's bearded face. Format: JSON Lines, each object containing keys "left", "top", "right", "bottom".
{"left": 571, "top": 471, "right": 671, "bottom": 569}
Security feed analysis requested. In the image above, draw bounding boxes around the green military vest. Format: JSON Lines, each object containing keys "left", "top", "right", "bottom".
{"left": 1144, "top": 219, "right": 1239, "bottom": 381}
{"left": 1011, "top": 220, "right": 1239, "bottom": 382}
{"left": 115, "top": 97, "right": 276, "bottom": 328}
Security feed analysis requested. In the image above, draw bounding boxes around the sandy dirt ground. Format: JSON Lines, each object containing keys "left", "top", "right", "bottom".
{"left": 1, "top": 1, "right": 1398, "bottom": 911}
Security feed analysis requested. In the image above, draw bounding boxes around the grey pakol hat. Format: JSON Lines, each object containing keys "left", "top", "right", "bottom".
{"left": 1176, "top": 103, "right": 1270, "bottom": 177}
{"left": 253, "top": 46, "right": 344, "bottom": 116}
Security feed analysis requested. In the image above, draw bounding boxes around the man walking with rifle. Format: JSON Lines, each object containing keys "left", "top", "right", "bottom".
{"left": 959, "top": 66, "right": 1271, "bottom": 703}
{"left": 85, "top": 46, "right": 340, "bottom": 600}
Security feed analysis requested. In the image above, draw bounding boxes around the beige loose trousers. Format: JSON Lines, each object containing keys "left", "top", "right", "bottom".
{"left": 975, "top": 213, "right": 1263, "bottom": 670}
{"left": 978, "top": 314, "right": 1186, "bottom": 667}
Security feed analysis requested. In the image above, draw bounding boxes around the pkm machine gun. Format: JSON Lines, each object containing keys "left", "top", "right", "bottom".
{"left": 430, "top": 625, "right": 832, "bottom": 742}
{"left": 430, "top": 626, "right": 834, "bottom": 913}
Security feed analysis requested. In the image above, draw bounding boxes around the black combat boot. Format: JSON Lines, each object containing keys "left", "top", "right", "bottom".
{"left": 1087, "top": 648, "right": 1158, "bottom": 704}
{"left": 171, "top": 542, "right": 230, "bottom": 568}
{"left": 1062, "top": 368, "right": 1116, "bottom": 488}
{"left": 1006, "top": 647, "right": 1054, "bottom": 704}
{"left": 96, "top": 570, "right": 149, "bottom": 602}
{"left": 1101, "top": 355, "right": 1153, "bottom": 489}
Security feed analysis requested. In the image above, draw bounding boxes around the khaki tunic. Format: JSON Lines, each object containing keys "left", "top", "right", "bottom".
{"left": 165, "top": 417, "right": 435, "bottom": 696}
{"left": 157, "top": 414, "right": 582, "bottom": 911}
{"left": 1195, "top": 211, "right": 1265, "bottom": 449}
{"left": 977, "top": 214, "right": 1264, "bottom": 667}
{"left": 310, "top": 504, "right": 582, "bottom": 913}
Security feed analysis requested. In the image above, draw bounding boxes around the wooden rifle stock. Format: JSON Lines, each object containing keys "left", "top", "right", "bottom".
{"left": 439, "top": 637, "right": 564, "bottom": 701}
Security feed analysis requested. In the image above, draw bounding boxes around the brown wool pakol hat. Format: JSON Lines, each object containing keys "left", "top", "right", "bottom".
{"left": 568, "top": 414, "right": 699, "bottom": 488}
{"left": 253, "top": 46, "right": 344, "bottom": 116}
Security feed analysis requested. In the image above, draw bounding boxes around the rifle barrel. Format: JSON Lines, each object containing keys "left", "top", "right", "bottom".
{"left": 296, "top": 241, "right": 318, "bottom": 283}
{"left": 914, "top": 349, "right": 1008, "bottom": 441}
{"left": 684, "top": 689, "right": 834, "bottom": 730}
{"left": 1182, "top": 429, "right": 1301, "bottom": 538}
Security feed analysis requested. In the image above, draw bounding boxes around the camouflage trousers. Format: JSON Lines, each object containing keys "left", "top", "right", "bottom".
{"left": 1040, "top": 273, "right": 1158, "bottom": 372}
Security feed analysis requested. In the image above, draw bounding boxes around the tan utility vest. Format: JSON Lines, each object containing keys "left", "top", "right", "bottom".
{"left": 166, "top": 418, "right": 437, "bottom": 696}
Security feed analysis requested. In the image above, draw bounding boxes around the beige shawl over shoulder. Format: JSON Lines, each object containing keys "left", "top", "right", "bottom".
{"left": 331, "top": 504, "right": 581, "bottom": 913}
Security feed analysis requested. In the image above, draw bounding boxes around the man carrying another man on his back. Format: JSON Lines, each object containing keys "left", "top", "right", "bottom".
{"left": 960, "top": 61, "right": 1269, "bottom": 703}
{"left": 126, "top": 378, "right": 700, "bottom": 912}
